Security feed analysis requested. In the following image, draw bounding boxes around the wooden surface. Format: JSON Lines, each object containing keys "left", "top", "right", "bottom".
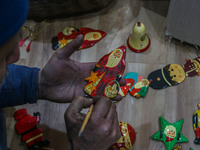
{"left": 5, "top": 0, "right": 200, "bottom": 150}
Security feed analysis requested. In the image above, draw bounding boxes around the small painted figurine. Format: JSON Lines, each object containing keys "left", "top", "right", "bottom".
{"left": 193, "top": 103, "right": 200, "bottom": 144}
{"left": 84, "top": 45, "right": 126, "bottom": 98}
{"left": 183, "top": 57, "right": 200, "bottom": 77}
{"left": 52, "top": 26, "right": 106, "bottom": 50}
{"left": 127, "top": 22, "right": 150, "bottom": 53}
{"left": 152, "top": 116, "right": 189, "bottom": 150}
{"left": 14, "top": 109, "right": 49, "bottom": 150}
{"left": 108, "top": 121, "right": 136, "bottom": 150}
{"left": 123, "top": 72, "right": 150, "bottom": 98}
{"left": 148, "top": 64, "right": 186, "bottom": 89}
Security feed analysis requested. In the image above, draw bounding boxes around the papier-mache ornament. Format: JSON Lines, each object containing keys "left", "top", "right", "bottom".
{"left": 120, "top": 72, "right": 150, "bottom": 98}
{"left": 118, "top": 78, "right": 135, "bottom": 97}
{"left": 84, "top": 45, "right": 126, "bottom": 98}
{"left": 152, "top": 116, "right": 189, "bottom": 150}
{"left": 183, "top": 57, "right": 200, "bottom": 77}
{"left": 52, "top": 26, "right": 106, "bottom": 50}
{"left": 14, "top": 109, "right": 50, "bottom": 150}
{"left": 108, "top": 121, "right": 136, "bottom": 150}
{"left": 148, "top": 64, "right": 186, "bottom": 89}
{"left": 173, "top": 145, "right": 182, "bottom": 150}
{"left": 127, "top": 22, "right": 150, "bottom": 53}
{"left": 193, "top": 103, "right": 200, "bottom": 144}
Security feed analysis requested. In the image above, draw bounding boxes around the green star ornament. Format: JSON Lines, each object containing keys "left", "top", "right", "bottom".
{"left": 152, "top": 116, "right": 189, "bottom": 150}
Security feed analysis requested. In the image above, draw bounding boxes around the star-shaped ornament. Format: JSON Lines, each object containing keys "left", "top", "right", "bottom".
{"left": 152, "top": 116, "right": 189, "bottom": 150}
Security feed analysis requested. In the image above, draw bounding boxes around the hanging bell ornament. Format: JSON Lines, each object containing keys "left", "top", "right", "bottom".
{"left": 127, "top": 22, "right": 150, "bottom": 53}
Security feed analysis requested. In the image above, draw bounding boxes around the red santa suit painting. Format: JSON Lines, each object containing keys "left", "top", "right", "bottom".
{"left": 52, "top": 26, "right": 106, "bottom": 50}
{"left": 118, "top": 78, "right": 135, "bottom": 97}
{"left": 84, "top": 45, "right": 126, "bottom": 98}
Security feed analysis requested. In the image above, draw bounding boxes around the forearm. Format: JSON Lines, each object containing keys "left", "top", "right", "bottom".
{"left": 0, "top": 64, "right": 40, "bottom": 108}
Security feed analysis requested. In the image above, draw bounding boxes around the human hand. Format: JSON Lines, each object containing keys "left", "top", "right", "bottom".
{"left": 38, "top": 34, "right": 125, "bottom": 103}
{"left": 38, "top": 35, "right": 96, "bottom": 103}
{"left": 64, "top": 96, "right": 121, "bottom": 150}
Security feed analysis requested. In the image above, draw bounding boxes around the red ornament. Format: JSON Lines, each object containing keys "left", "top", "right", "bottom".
{"left": 108, "top": 122, "right": 136, "bottom": 150}
{"left": 14, "top": 109, "right": 49, "bottom": 149}
{"left": 84, "top": 45, "right": 126, "bottom": 98}
{"left": 52, "top": 26, "right": 106, "bottom": 50}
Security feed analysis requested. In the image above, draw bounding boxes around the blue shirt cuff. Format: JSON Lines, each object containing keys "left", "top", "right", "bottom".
{"left": 0, "top": 64, "right": 40, "bottom": 108}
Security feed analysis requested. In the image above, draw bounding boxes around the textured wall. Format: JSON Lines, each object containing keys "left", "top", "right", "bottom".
{"left": 28, "top": 0, "right": 116, "bottom": 21}
{"left": 165, "top": 0, "right": 200, "bottom": 46}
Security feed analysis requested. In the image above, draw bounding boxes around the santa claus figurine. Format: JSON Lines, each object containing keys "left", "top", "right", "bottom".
{"left": 129, "top": 79, "right": 150, "bottom": 98}
{"left": 84, "top": 45, "right": 126, "bottom": 98}
{"left": 108, "top": 121, "right": 136, "bottom": 150}
{"left": 14, "top": 109, "right": 49, "bottom": 150}
{"left": 122, "top": 72, "right": 150, "bottom": 98}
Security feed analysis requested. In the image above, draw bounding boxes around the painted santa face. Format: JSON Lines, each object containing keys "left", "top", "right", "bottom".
{"left": 84, "top": 32, "right": 102, "bottom": 41}
{"left": 114, "top": 50, "right": 122, "bottom": 58}
{"left": 164, "top": 125, "right": 176, "bottom": 138}
{"left": 134, "top": 79, "right": 149, "bottom": 89}
{"left": 168, "top": 64, "right": 185, "bottom": 83}
{"left": 105, "top": 49, "right": 123, "bottom": 68}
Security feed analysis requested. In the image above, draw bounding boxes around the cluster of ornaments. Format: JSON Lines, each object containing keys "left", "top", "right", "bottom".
{"left": 120, "top": 72, "right": 150, "bottom": 98}
{"left": 148, "top": 57, "right": 200, "bottom": 89}
{"left": 84, "top": 45, "right": 126, "bottom": 98}
{"left": 83, "top": 45, "right": 150, "bottom": 100}
{"left": 83, "top": 45, "right": 137, "bottom": 149}
{"left": 27, "top": 23, "right": 200, "bottom": 150}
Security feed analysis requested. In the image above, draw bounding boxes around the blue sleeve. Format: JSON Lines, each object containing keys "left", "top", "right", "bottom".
{"left": 0, "top": 64, "right": 40, "bottom": 108}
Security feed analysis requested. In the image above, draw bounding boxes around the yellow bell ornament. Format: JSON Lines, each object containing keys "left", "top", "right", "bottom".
{"left": 127, "top": 22, "right": 150, "bottom": 53}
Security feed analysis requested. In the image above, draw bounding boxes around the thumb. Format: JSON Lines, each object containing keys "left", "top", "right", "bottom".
{"left": 58, "top": 34, "right": 84, "bottom": 58}
{"left": 65, "top": 96, "right": 93, "bottom": 121}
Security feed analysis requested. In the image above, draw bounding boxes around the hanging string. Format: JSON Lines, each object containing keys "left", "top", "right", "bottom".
{"left": 19, "top": 20, "right": 50, "bottom": 52}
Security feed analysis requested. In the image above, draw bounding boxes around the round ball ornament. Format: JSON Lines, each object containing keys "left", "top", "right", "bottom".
{"left": 108, "top": 121, "right": 136, "bottom": 150}
{"left": 127, "top": 22, "right": 150, "bottom": 53}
